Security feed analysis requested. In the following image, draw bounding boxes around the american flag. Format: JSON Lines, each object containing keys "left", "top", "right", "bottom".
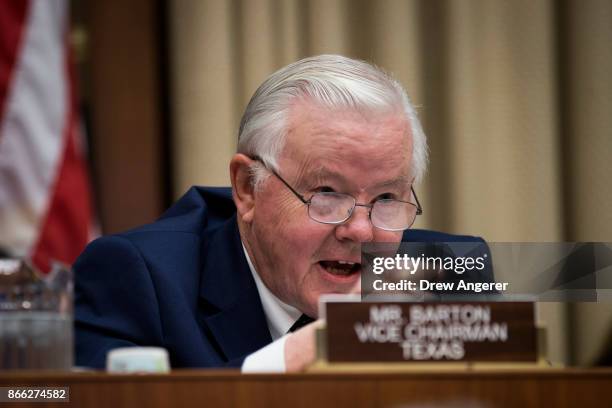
{"left": 0, "top": 0, "right": 95, "bottom": 271}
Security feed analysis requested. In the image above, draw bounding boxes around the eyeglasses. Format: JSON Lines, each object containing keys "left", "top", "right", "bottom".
{"left": 252, "top": 157, "right": 423, "bottom": 231}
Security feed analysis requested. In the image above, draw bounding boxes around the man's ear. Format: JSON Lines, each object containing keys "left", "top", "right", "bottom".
{"left": 230, "top": 154, "right": 256, "bottom": 223}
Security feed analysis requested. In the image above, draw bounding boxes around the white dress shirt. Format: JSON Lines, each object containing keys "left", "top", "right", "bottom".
{"left": 241, "top": 244, "right": 302, "bottom": 373}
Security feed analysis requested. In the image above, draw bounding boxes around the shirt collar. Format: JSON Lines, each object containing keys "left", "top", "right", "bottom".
{"left": 242, "top": 244, "right": 302, "bottom": 340}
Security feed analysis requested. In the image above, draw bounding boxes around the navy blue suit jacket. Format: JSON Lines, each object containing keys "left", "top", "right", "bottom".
{"left": 74, "top": 186, "right": 490, "bottom": 369}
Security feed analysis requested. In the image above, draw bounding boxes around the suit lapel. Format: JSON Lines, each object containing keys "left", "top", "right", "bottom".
{"left": 198, "top": 216, "right": 272, "bottom": 361}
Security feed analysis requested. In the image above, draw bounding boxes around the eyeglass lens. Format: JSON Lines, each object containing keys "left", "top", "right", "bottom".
{"left": 308, "top": 192, "right": 417, "bottom": 230}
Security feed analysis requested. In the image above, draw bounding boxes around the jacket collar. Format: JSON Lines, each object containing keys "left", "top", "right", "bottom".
{"left": 198, "top": 215, "right": 272, "bottom": 361}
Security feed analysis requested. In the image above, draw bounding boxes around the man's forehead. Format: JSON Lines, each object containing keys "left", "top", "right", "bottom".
{"left": 280, "top": 100, "right": 414, "bottom": 187}
{"left": 283, "top": 108, "right": 412, "bottom": 158}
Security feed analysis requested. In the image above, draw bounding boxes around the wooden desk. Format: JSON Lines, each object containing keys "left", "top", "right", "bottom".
{"left": 1, "top": 368, "right": 611, "bottom": 407}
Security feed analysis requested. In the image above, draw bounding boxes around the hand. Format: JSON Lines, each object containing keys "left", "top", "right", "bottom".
{"left": 284, "top": 319, "right": 324, "bottom": 372}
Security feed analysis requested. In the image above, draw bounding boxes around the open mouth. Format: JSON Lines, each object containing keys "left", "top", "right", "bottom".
{"left": 318, "top": 260, "right": 361, "bottom": 277}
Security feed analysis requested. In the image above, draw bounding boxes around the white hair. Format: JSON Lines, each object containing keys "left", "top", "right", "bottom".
{"left": 237, "top": 54, "right": 428, "bottom": 187}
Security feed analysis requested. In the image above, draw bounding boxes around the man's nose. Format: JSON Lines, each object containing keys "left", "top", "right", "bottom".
{"left": 334, "top": 206, "right": 374, "bottom": 243}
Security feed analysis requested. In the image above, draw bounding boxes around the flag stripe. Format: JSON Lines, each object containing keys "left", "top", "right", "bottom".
{"left": 0, "top": 0, "right": 30, "bottom": 123}
{"left": 31, "top": 38, "right": 93, "bottom": 270}
{"left": 0, "top": 0, "right": 68, "bottom": 257}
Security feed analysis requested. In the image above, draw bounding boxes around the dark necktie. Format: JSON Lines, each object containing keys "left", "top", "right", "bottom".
{"left": 288, "top": 314, "right": 315, "bottom": 333}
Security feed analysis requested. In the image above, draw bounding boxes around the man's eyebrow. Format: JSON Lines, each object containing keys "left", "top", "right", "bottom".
{"left": 300, "top": 166, "right": 412, "bottom": 190}
{"left": 373, "top": 176, "right": 413, "bottom": 189}
{"left": 311, "top": 167, "right": 345, "bottom": 181}
{"left": 298, "top": 167, "right": 347, "bottom": 188}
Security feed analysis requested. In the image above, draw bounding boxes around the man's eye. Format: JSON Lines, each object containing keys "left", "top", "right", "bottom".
{"left": 377, "top": 193, "right": 396, "bottom": 200}
{"left": 315, "top": 186, "right": 335, "bottom": 193}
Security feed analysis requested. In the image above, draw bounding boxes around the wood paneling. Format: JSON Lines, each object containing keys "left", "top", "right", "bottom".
{"left": 2, "top": 369, "right": 612, "bottom": 408}
{"left": 86, "top": 0, "right": 167, "bottom": 234}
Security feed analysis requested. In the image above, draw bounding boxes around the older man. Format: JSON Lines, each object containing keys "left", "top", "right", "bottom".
{"left": 75, "top": 55, "right": 477, "bottom": 372}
